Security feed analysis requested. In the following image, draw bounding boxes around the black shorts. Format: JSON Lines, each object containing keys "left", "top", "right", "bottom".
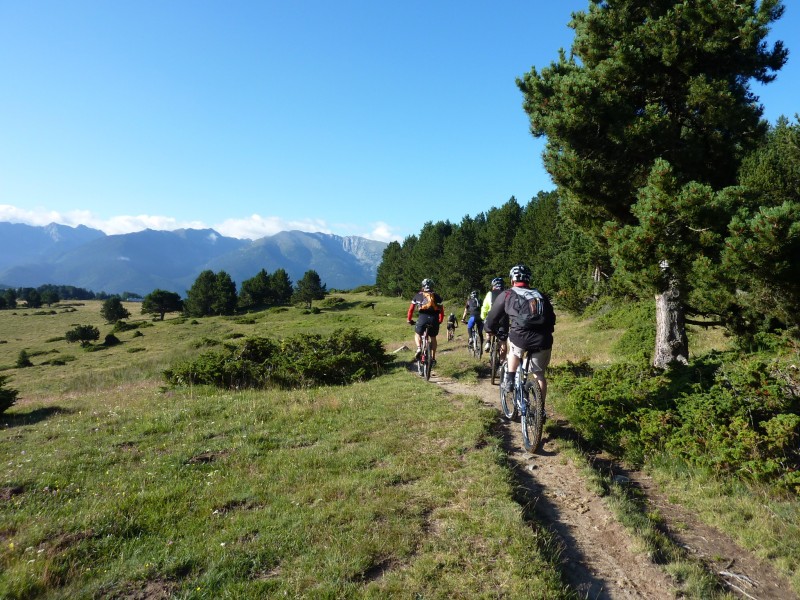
{"left": 415, "top": 312, "right": 440, "bottom": 337}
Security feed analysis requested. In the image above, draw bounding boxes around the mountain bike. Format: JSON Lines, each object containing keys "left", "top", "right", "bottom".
{"left": 488, "top": 331, "right": 507, "bottom": 385}
{"left": 499, "top": 352, "right": 546, "bottom": 452}
{"left": 410, "top": 320, "right": 432, "bottom": 380}
{"left": 467, "top": 322, "right": 482, "bottom": 359}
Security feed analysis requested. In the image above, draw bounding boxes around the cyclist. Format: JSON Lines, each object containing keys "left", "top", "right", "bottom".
{"left": 481, "top": 277, "right": 508, "bottom": 356}
{"left": 461, "top": 290, "right": 484, "bottom": 351}
{"left": 407, "top": 278, "right": 445, "bottom": 366}
{"left": 446, "top": 312, "right": 458, "bottom": 339}
{"left": 484, "top": 264, "right": 555, "bottom": 398}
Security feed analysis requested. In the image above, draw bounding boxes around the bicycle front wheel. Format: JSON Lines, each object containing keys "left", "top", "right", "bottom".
{"left": 520, "top": 377, "right": 545, "bottom": 452}
{"left": 498, "top": 363, "right": 516, "bottom": 420}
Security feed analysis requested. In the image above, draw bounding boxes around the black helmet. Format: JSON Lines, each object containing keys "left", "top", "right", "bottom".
{"left": 491, "top": 277, "right": 503, "bottom": 289}
{"left": 509, "top": 264, "right": 531, "bottom": 283}
{"left": 421, "top": 278, "right": 434, "bottom": 291}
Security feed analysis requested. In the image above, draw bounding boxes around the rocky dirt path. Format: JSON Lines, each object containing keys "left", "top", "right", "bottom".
{"left": 426, "top": 350, "right": 797, "bottom": 600}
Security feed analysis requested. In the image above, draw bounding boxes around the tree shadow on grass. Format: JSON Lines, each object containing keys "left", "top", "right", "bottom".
{"left": 1, "top": 406, "right": 74, "bottom": 429}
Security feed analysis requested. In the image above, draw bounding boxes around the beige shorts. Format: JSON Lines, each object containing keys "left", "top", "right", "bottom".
{"left": 508, "top": 341, "right": 551, "bottom": 375}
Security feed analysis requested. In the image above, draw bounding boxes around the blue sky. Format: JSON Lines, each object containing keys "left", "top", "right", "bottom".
{"left": 1, "top": 1, "right": 797, "bottom": 243}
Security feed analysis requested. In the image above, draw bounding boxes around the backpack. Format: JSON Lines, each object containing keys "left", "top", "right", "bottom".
{"left": 419, "top": 291, "right": 439, "bottom": 311}
{"left": 509, "top": 287, "right": 546, "bottom": 330}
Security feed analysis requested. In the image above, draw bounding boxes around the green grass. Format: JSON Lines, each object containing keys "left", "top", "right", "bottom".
{"left": 1, "top": 296, "right": 571, "bottom": 598}
{"left": 2, "top": 294, "right": 797, "bottom": 598}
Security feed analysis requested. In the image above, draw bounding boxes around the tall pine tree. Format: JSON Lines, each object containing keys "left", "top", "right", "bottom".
{"left": 518, "top": 0, "right": 787, "bottom": 367}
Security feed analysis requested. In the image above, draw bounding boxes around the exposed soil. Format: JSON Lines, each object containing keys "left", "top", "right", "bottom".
{"left": 426, "top": 348, "right": 798, "bottom": 600}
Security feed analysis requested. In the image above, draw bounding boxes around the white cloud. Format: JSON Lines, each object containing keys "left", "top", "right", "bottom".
{"left": 362, "top": 221, "right": 402, "bottom": 243}
{"left": 213, "top": 214, "right": 333, "bottom": 240}
{"left": 0, "top": 204, "right": 206, "bottom": 235}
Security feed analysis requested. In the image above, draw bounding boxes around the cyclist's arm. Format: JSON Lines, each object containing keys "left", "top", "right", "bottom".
{"left": 438, "top": 306, "right": 444, "bottom": 324}
{"left": 484, "top": 291, "right": 506, "bottom": 334}
{"left": 406, "top": 303, "right": 416, "bottom": 323}
{"left": 480, "top": 292, "right": 493, "bottom": 320}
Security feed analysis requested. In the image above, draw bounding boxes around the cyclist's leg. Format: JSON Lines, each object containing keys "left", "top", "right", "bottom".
{"left": 427, "top": 319, "right": 440, "bottom": 360}
{"left": 477, "top": 319, "right": 484, "bottom": 347}
{"left": 466, "top": 315, "right": 475, "bottom": 343}
{"left": 526, "top": 348, "right": 552, "bottom": 399}
{"left": 504, "top": 340, "right": 524, "bottom": 391}
{"left": 413, "top": 321, "right": 426, "bottom": 360}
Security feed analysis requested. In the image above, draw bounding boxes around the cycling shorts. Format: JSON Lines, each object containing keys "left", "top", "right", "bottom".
{"left": 415, "top": 312, "right": 440, "bottom": 338}
{"left": 508, "top": 340, "right": 551, "bottom": 376}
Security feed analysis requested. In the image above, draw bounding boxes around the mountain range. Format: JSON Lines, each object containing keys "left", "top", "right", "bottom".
{"left": 0, "top": 222, "right": 388, "bottom": 296}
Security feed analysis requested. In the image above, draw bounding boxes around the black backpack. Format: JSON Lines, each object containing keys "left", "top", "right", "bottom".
{"left": 509, "top": 287, "right": 546, "bottom": 330}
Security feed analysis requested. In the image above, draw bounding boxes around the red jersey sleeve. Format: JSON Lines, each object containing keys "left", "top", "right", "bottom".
{"left": 407, "top": 303, "right": 415, "bottom": 321}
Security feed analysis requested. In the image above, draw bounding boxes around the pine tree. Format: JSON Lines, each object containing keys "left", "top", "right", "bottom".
{"left": 518, "top": 0, "right": 787, "bottom": 367}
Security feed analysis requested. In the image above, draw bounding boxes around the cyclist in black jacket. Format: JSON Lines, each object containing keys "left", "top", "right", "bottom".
{"left": 484, "top": 264, "right": 555, "bottom": 398}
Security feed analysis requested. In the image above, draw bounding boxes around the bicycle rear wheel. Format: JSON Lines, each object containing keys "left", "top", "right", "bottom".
{"left": 423, "top": 343, "right": 432, "bottom": 380}
{"left": 520, "top": 377, "right": 545, "bottom": 452}
{"left": 498, "top": 363, "right": 516, "bottom": 420}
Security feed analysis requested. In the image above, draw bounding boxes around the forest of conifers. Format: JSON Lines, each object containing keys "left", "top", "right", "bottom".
{"left": 377, "top": 1, "right": 799, "bottom": 367}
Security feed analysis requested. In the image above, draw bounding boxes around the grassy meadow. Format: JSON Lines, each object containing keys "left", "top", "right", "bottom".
{"left": 1, "top": 295, "right": 572, "bottom": 599}
{"left": 2, "top": 293, "right": 799, "bottom": 598}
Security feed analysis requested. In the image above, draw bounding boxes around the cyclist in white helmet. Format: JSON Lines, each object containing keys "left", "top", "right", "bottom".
{"left": 484, "top": 264, "right": 555, "bottom": 398}
{"left": 407, "top": 278, "right": 445, "bottom": 366}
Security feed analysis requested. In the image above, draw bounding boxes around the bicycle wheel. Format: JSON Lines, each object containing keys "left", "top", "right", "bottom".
{"left": 520, "top": 377, "right": 545, "bottom": 452}
{"left": 490, "top": 339, "right": 498, "bottom": 385}
{"left": 423, "top": 343, "right": 432, "bottom": 380}
{"left": 498, "top": 363, "right": 516, "bottom": 420}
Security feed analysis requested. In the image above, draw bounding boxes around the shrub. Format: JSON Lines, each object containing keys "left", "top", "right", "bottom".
{"left": 553, "top": 351, "right": 800, "bottom": 492}
{"left": 164, "top": 327, "right": 391, "bottom": 390}
{"left": 103, "top": 333, "right": 121, "bottom": 347}
{"left": 233, "top": 317, "right": 256, "bottom": 325}
{"left": 112, "top": 320, "right": 140, "bottom": 333}
{"left": 320, "top": 296, "right": 346, "bottom": 309}
{"left": 0, "top": 375, "right": 18, "bottom": 414}
{"left": 16, "top": 350, "right": 33, "bottom": 368}
{"left": 132, "top": 330, "right": 144, "bottom": 338}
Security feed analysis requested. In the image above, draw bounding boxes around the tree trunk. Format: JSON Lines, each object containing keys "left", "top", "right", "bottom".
{"left": 653, "top": 261, "right": 689, "bottom": 369}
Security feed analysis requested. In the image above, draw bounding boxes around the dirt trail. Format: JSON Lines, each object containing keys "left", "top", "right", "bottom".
{"left": 427, "top": 350, "right": 797, "bottom": 600}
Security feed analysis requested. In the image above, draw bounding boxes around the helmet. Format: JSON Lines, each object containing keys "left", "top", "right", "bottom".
{"left": 509, "top": 264, "right": 531, "bottom": 283}
{"left": 421, "top": 278, "right": 434, "bottom": 291}
{"left": 470, "top": 290, "right": 478, "bottom": 298}
{"left": 491, "top": 277, "right": 503, "bottom": 289}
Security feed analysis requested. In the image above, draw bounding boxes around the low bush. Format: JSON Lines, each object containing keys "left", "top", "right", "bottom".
{"left": 112, "top": 320, "right": 140, "bottom": 333}
{"left": 553, "top": 351, "right": 800, "bottom": 492}
{"left": 165, "top": 327, "right": 391, "bottom": 390}
{"left": 0, "top": 374, "right": 18, "bottom": 414}
{"left": 320, "top": 296, "right": 346, "bottom": 309}
{"left": 104, "top": 333, "right": 121, "bottom": 346}
{"left": 16, "top": 350, "right": 33, "bottom": 368}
